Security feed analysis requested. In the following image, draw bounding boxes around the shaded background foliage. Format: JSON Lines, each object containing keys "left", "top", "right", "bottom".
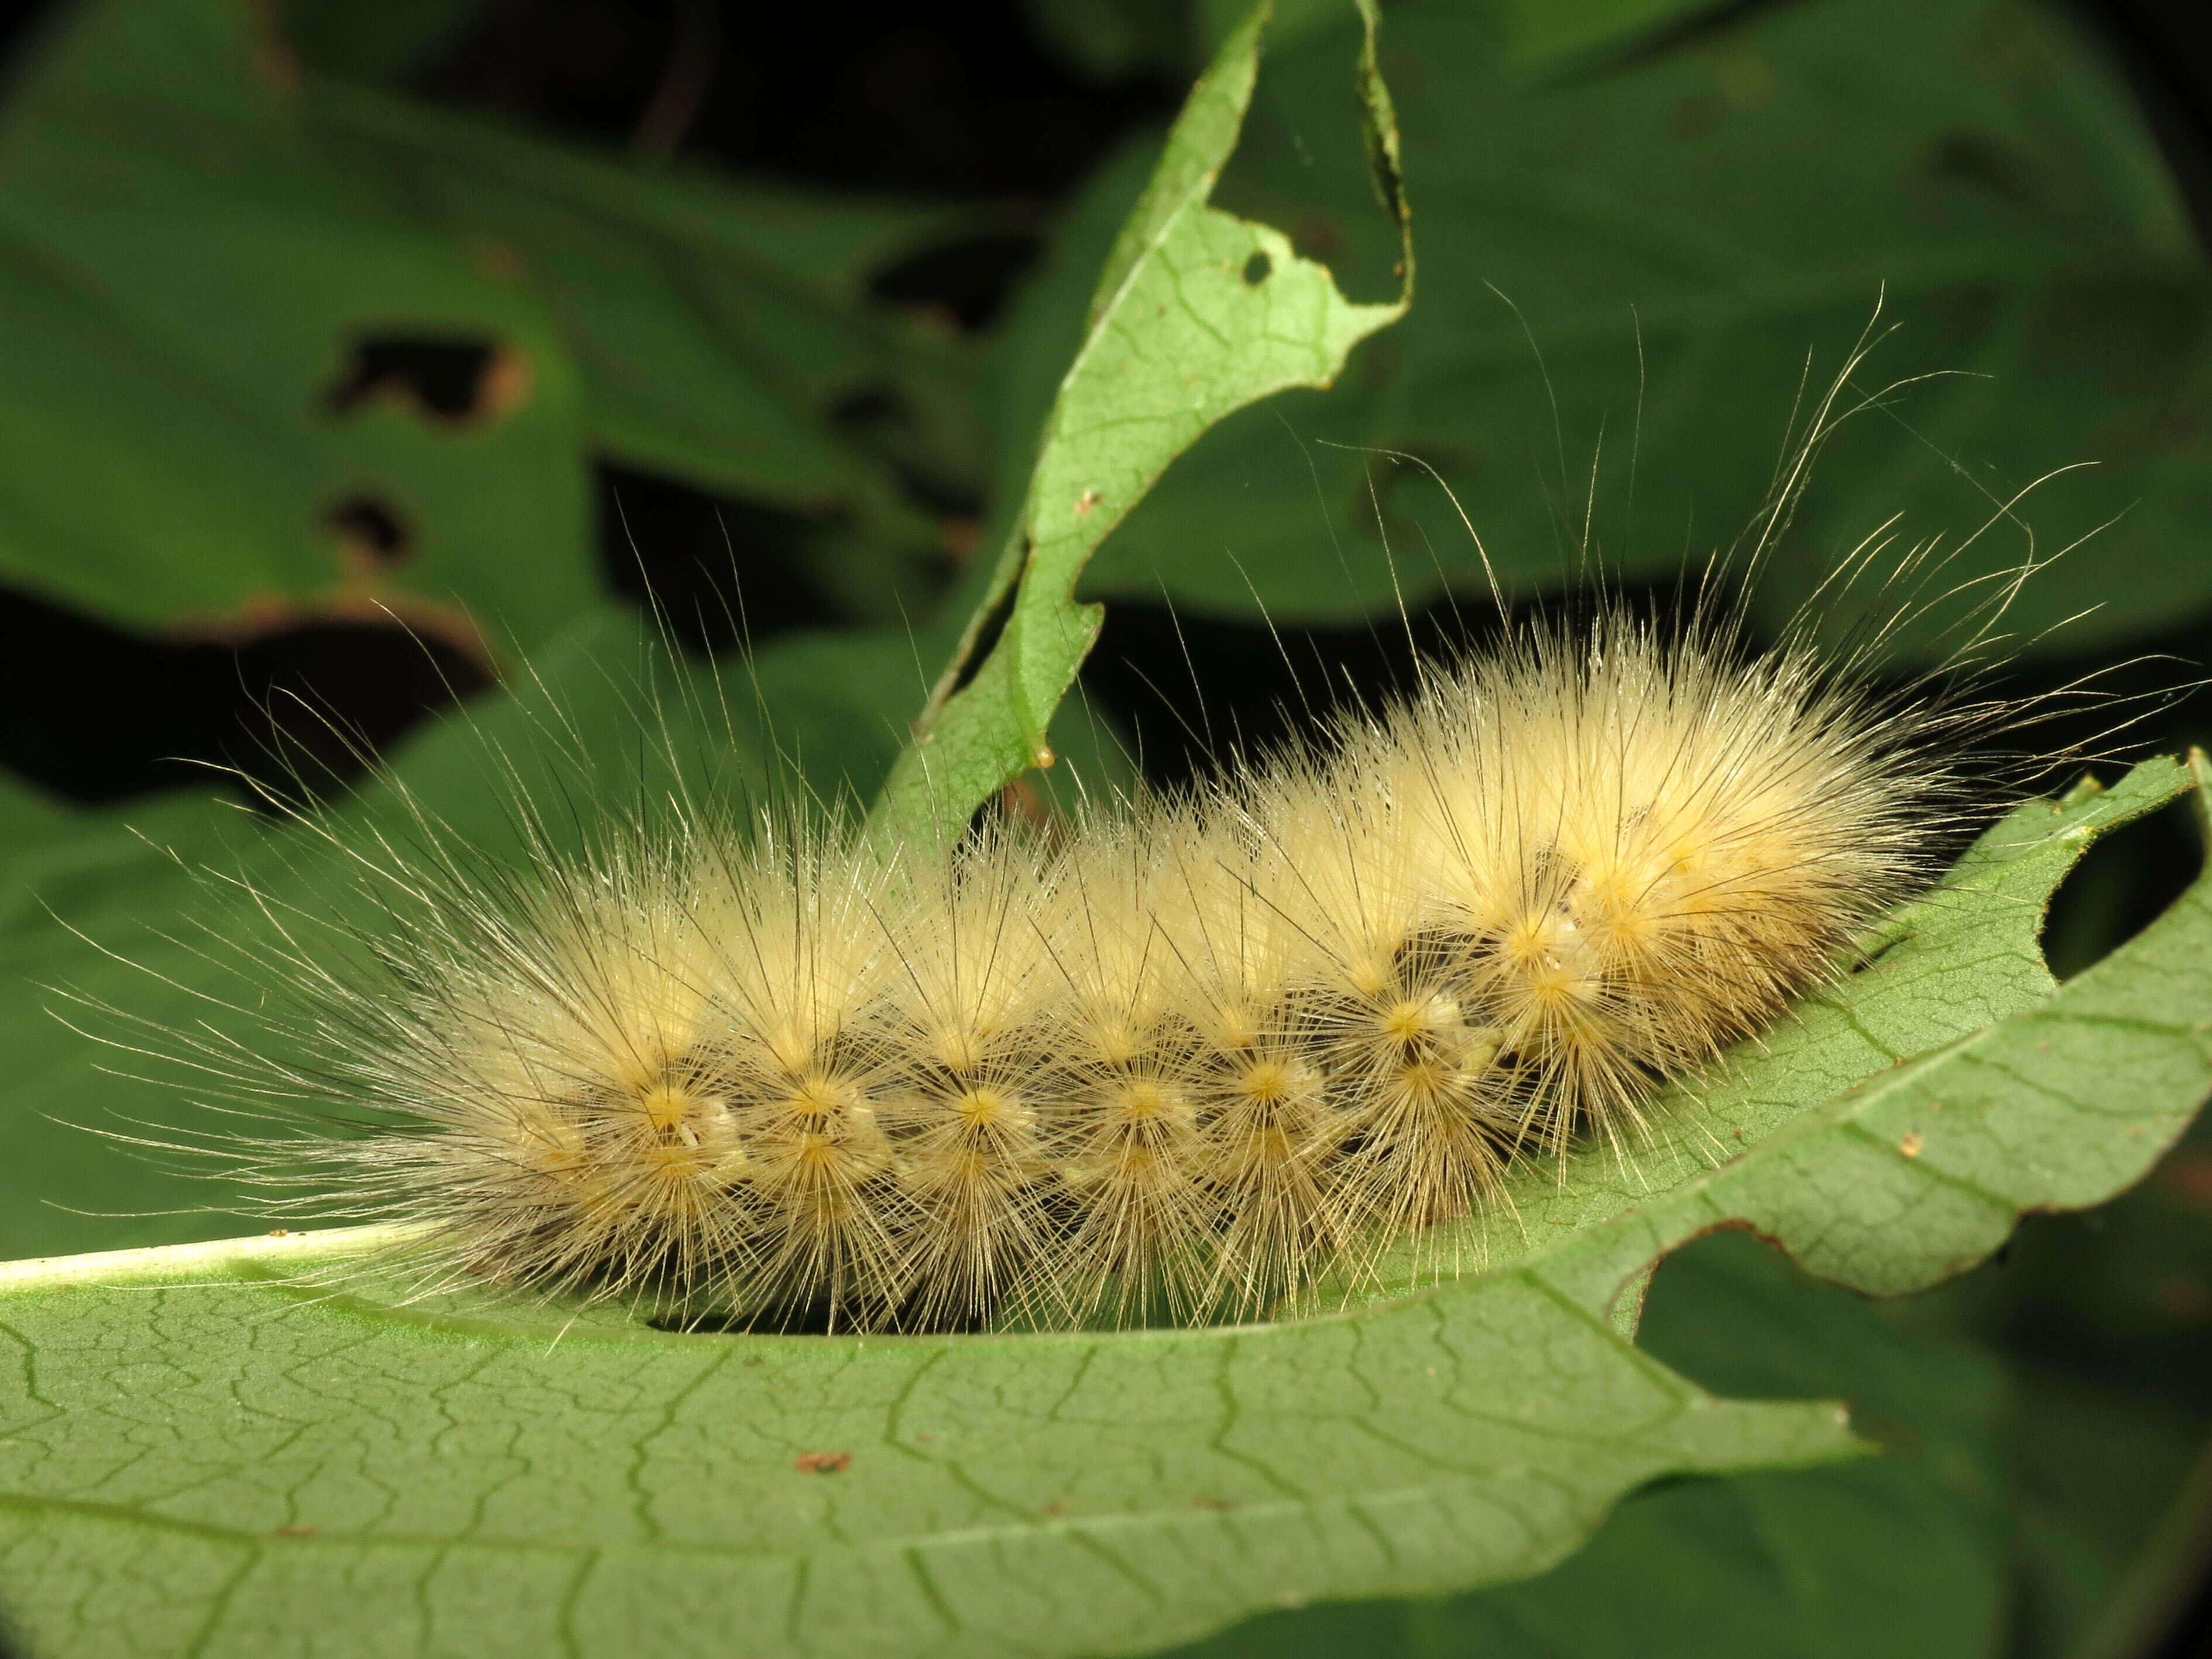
{"left": 0, "top": 0, "right": 2210, "bottom": 1654}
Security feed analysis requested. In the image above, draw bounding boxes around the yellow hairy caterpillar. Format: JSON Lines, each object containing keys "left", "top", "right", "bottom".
{"left": 169, "top": 589, "right": 1994, "bottom": 1336}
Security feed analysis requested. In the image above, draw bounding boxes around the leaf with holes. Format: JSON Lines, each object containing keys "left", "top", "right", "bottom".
{"left": 0, "top": 0, "right": 612, "bottom": 657}
{"left": 864, "top": 0, "right": 1414, "bottom": 851}
{"left": 306, "top": 75, "right": 987, "bottom": 563}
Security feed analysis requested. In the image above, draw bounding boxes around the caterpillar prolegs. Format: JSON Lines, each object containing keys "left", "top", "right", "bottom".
{"left": 265, "top": 609, "right": 1957, "bottom": 1333}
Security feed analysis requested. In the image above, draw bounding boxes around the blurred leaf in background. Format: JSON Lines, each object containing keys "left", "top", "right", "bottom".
{"left": 0, "top": 0, "right": 592, "bottom": 650}
{"left": 1079, "top": 0, "right": 2212, "bottom": 660}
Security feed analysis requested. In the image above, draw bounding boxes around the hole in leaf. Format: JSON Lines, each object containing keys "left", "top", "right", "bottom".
{"left": 947, "top": 557, "right": 1023, "bottom": 700}
{"left": 0, "top": 585, "right": 491, "bottom": 808}
{"left": 2039, "top": 796, "right": 2200, "bottom": 979}
{"left": 1242, "top": 250, "right": 1272, "bottom": 285}
{"left": 325, "top": 494, "right": 411, "bottom": 568}
{"left": 324, "top": 335, "right": 531, "bottom": 426}
{"left": 1635, "top": 1230, "right": 1922, "bottom": 1424}
{"left": 645, "top": 1300, "right": 986, "bottom": 1337}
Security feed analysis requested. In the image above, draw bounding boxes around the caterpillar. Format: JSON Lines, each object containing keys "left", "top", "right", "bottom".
{"left": 148, "top": 582, "right": 1999, "bottom": 1336}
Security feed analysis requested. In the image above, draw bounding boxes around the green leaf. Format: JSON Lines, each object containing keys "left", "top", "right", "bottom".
{"left": 864, "top": 0, "right": 1413, "bottom": 851}
{"left": 1166, "top": 1118, "right": 2212, "bottom": 1658}
{"left": 1080, "top": 0, "right": 2211, "bottom": 659}
{"left": 0, "top": 1225, "right": 1857, "bottom": 1659}
{"left": 1154, "top": 1230, "right": 2018, "bottom": 1658}
{"left": 1, "top": 755, "right": 2206, "bottom": 1658}
{"left": 0, "top": 0, "right": 598, "bottom": 652}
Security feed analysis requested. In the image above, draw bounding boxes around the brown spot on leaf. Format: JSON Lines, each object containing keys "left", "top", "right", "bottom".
{"left": 794, "top": 1451, "right": 852, "bottom": 1475}
{"left": 172, "top": 584, "right": 491, "bottom": 685}
{"left": 476, "top": 345, "right": 534, "bottom": 421}
{"left": 1898, "top": 1132, "right": 1925, "bottom": 1158}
